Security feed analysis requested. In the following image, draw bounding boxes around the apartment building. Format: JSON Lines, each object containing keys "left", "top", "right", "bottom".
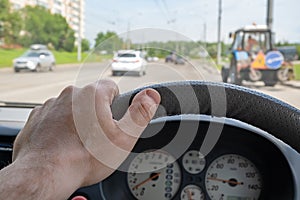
{"left": 9, "top": 0, "right": 85, "bottom": 39}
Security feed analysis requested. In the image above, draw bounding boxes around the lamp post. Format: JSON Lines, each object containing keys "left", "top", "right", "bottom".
{"left": 217, "top": 0, "right": 222, "bottom": 65}
{"left": 77, "top": 0, "right": 82, "bottom": 62}
{"left": 266, "top": 0, "right": 274, "bottom": 30}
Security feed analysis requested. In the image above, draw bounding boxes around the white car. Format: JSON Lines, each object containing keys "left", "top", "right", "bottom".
{"left": 111, "top": 50, "right": 147, "bottom": 76}
{"left": 13, "top": 49, "right": 56, "bottom": 73}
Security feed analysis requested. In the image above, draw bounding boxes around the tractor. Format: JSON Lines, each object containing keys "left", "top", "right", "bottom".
{"left": 222, "top": 24, "right": 289, "bottom": 86}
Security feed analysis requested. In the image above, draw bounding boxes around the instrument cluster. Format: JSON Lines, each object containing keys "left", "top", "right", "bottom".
{"left": 0, "top": 115, "right": 295, "bottom": 200}
{"left": 99, "top": 117, "right": 294, "bottom": 200}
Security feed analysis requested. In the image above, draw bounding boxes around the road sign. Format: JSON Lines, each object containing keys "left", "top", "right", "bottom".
{"left": 251, "top": 51, "right": 266, "bottom": 69}
{"left": 265, "top": 51, "right": 284, "bottom": 69}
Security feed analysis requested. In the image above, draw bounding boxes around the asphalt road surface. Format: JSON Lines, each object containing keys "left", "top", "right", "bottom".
{"left": 0, "top": 60, "right": 299, "bottom": 109}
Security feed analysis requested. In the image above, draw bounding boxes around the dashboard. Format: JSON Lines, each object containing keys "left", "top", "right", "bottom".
{"left": 96, "top": 116, "right": 297, "bottom": 200}
{"left": 0, "top": 108, "right": 299, "bottom": 200}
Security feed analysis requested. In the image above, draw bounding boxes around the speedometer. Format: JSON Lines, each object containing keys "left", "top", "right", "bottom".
{"left": 205, "top": 154, "right": 262, "bottom": 200}
{"left": 127, "top": 150, "right": 181, "bottom": 200}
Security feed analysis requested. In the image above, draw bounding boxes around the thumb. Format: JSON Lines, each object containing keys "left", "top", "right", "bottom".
{"left": 117, "top": 88, "right": 161, "bottom": 138}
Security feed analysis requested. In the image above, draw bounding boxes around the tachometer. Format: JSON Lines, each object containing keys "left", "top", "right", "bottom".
{"left": 205, "top": 154, "right": 262, "bottom": 200}
{"left": 127, "top": 150, "right": 181, "bottom": 200}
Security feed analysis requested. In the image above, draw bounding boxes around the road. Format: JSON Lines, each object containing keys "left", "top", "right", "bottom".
{"left": 0, "top": 60, "right": 299, "bottom": 109}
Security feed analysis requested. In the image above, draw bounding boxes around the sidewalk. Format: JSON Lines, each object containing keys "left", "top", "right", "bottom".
{"left": 281, "top": 80, "right": 300, "bottom": 88}
{"left": 292, "top": 60, "right": 300, "bottom": 65}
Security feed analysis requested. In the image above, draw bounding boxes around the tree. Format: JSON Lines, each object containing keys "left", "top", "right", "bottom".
{"left": 0, "top": 0, "right": 22, "bottom": 45}
{"left": 81, "top": 38, "right": 90, "bottom": 52}
{"left": 0, "top": 0, "right": 10, "bottom": 40}
{"left": 94, "top": 31, "right": 123, "bottom": 53}
{"left": 19, "top": 6, "right": 75, "bottom": 51}
{"left": 62, "top": 28, "right": 75, "bottom": 52}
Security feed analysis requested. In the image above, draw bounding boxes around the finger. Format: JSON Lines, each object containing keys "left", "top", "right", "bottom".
{"left": 71, "top": 79, "right": 119, "bottom": 143}
{"left": 90, "top": 88, "right": 160, "bottom": 173}
{"left": 94, "top": 80, "right": 120, "bottom": 133}
{"left": 117, "top": 88, "right": 161, "bottom": 139}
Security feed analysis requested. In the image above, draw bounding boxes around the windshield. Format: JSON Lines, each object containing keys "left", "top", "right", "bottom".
{"left": 244, "top": 32, "right": 271, "bottom": 52}
{"left": 0, "top": 0, "right": 299, "bottom": 109}
{"left": 117, "top": 53, "right": 136, "bottom": 58}
{"left": 22, "top": 51, "right": 40, "bottom": 57}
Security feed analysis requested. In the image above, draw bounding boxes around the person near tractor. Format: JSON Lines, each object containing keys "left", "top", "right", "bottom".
{"left": 246, "top": 35, "right": 258, "bottom": 52}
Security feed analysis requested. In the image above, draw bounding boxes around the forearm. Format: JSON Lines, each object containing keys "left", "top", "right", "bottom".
{"left": 0, "top": 158, "right": 82, "bottom": 200}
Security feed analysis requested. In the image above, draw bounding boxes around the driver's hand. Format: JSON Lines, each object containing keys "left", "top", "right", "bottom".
{"left": 5, "top": 80, "right": 160, "bottom": 199}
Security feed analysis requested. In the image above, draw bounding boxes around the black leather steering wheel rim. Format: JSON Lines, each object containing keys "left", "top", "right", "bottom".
{"left": 111, "top": 81, "right": 300, "bottom": 153}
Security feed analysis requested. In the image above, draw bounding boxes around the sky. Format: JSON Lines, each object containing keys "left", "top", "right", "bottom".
{"left": 84, "top": 0, "right": 300, "bottom": 45}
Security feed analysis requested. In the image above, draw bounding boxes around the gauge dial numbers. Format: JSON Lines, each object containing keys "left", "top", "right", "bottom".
{"left": 205, "top": 154, "right": 262, "bottom": 200}
{"left": 127, "top": 151, "right": 181, "bottom": 200}
{"left": 182, "top": 150, "right": 206, "bottom": 174}
{"left": 181, "top": 185, "right": 205, "bottom": 200}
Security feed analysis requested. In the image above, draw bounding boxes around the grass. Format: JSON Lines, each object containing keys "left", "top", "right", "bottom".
{"left": 0, "top": 49, "right": 27, "bottom": 68}
{"left": 0, "top": 48, "right": 112, "bottom": 68}
{"left": 294, "top": 64, "right": 300, "bottom": 80}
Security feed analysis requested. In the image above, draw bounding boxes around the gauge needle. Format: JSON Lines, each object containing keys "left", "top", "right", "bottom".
{"left": 207, "top": 177, "right": 243, "bottom": 185}
{"left": 185, "top": 189, "right": 193, "bottom": 200}
{"left": 132, "top": 173, "right": 161, "bottom": 190}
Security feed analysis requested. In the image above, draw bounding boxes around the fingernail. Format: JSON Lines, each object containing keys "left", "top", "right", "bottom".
{"left": 146, "top": 89, "right": 161, "bottom": 105}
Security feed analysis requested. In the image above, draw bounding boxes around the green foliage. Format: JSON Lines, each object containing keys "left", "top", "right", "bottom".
{"left": 73, "top": 39, "right": 90, "bottom": 52}
{"left": 0, "top": 0, "right": 9, "bottom": 10}
{"left": 92, "top": 31, "right": 230, "bottom": 60}
{"left": 129, "top": 41, "right": 224, "bottom": 59}
{"left": 296, "top": 45, "right": 300, "bottom": 60}
{"left": 19, "top": 6, "right": 75, "bottom": 52}
{"left": 294, "top": 64, "right": 300, "bottom": 80}
{"left": 0, "top": 48, "right": 26, "bottom": 68}
{"left": 52, "top": 50, "right": 88, "bottom": 64}
{"left": 0, "top": 0, "right": 22, "bottom": 45}
{"left": 0, "top": 48, "right": 110, "bottom": 68}
{"left": 62, "top": 28, "right": 76, "bottom": 52}
{"left": 81, "top": 38, "right": 90, "bottom": 52}
{"left": 94, "top": 31, "right": 123, "bottom": 53}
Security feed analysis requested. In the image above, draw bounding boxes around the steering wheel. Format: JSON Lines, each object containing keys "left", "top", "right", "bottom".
{"left": 112, "top": 81, "right": 300, "bottom": 153}
{"left": 71, "top": 81, "right": 300, "bottom": 200}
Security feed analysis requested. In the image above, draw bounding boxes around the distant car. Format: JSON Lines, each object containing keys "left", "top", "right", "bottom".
{"left": 165, "top": 53, "right": 176, "bottom": 63}
{"left": 13, "top": 45, "right": 55, "bottom": 72}
{"left": 147, "top": 56, "right": 159, "bottom": 62}
{"left": 111, "top": 50, "right": 147, "bottom": 76}
{"left": 165, "top": 55, "right": 173, "bottom": 63}
{"left": 165, "top": 53, "right": 185, "bottom": 64}
{"left": 174, "top": 56, "right": 185, "bottom": 65}
{"left": 277, "top": 46, "right": 298, "bottom": 62}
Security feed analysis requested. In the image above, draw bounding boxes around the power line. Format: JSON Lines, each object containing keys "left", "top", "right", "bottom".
{"left": 160, "top": 0, "right": 177, "bottom": 25}
{"left": 161, "top": 0, "right": 170, "bottom": 16}
{"left": 153, "top": 0, "right": 170, "bottom": 22}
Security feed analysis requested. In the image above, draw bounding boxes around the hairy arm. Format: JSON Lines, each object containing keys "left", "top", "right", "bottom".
{"left": 0, "top": 80, "right": 160, "bottom": 200}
